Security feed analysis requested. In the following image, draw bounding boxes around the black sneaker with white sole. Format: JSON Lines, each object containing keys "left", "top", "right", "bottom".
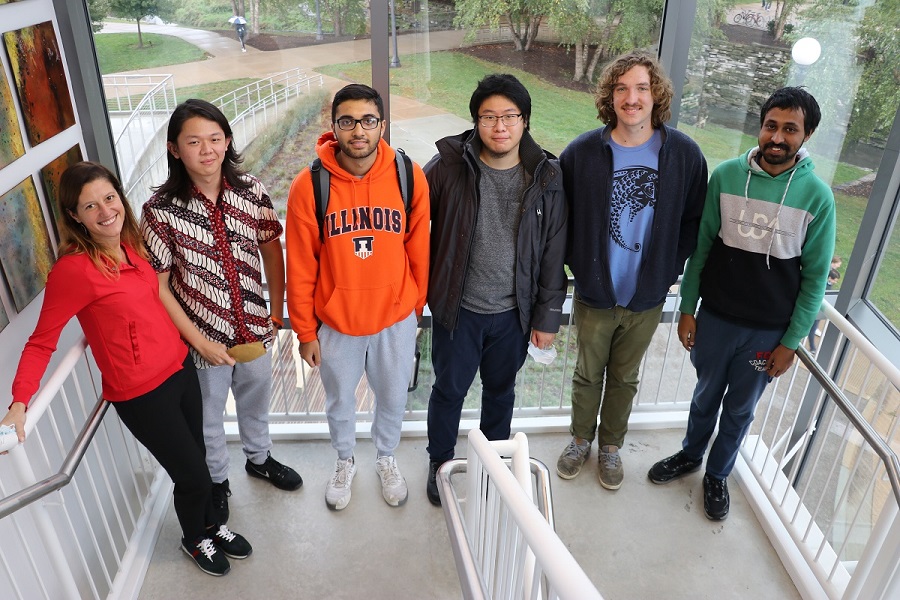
{"left": 182, "top": 535, "right": 230, "bottom": 576}
{"left": 703, "top": 474, "right": 730, "bottom": 520}
{"left": 210, "top": 523, "right": 253, "bottom": 559}
{"left": 245, "top": 451, "right": 303, "bottom": 491}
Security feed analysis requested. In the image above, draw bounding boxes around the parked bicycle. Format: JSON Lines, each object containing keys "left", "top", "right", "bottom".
{"left": 733, "top": 9, "right": 764, "bottom": 28}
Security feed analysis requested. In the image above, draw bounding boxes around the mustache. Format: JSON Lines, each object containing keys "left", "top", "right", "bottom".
{"left": 764, "top": 142, "right": 790, "bottom": 152}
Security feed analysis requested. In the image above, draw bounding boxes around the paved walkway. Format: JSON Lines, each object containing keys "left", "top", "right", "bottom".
{"left": 97, "top": 22, "right": 470, "bottom": 163}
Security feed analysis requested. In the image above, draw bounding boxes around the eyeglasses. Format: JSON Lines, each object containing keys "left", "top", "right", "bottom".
{"left": 335, "top": 116, "right": 382, "bottom": 131}
{"left": 478, "top": 114, "right": 523, "bottom": 127}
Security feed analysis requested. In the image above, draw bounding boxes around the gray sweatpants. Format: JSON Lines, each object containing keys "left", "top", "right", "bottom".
{"left": 197, "top": 351, "right": 273, "bottom": 483}
{"left": 319, "top": 311, "right": 417, "bottom": 460}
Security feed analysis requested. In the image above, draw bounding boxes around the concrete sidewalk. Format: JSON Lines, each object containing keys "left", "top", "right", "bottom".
{"left": 98, "top": 22, "right": 471, "bottom": 162}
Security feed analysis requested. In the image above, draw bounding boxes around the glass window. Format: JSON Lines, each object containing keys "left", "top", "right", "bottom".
{"left": 677, "top": 0, "right": 900, "bottom": 293}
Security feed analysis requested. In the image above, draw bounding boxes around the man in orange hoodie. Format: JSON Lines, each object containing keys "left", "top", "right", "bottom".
{"left": 285, "top": 84, "right": 429, "bottom": 511}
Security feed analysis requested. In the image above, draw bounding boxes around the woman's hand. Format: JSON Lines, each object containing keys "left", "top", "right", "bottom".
{"left": 1, "top": 402, "right": 27, "bottom": 453}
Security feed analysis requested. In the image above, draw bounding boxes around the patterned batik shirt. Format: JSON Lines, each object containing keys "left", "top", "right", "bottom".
{"left": 141, "top": 175, "right": 283, "bottom": 369}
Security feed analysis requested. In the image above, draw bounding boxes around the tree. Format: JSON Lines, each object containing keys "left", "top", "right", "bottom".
{"left": 454, "top": 0, "right": 554, "bottom": 51}
{"left": 548, "top": 0, "right": 663, "bottom": 84}
{"left": 87, "top": 0, "right": 110, "bottom": 33}
{"left": 771, "top": 0, "right": 804, "bottom": 40}
{"left": 108, "top": 0, "right": 174, "bottom": 48}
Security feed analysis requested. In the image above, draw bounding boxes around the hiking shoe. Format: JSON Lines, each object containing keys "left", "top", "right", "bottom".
{"left": 375, "top": 455, "right": 408, "bottom": 507}
{"left": 556, "top": 438, "right": 591, "bottom": 480}
{"left": 245, "top": 452, "right": 303, "bottom": 491}
{"left": 210, "top": 480, "right": 231, "bottom": 524}
{"left": 427, "top": 459, "right": 444, "bottom": 506}
{"left": 325, "top": 456, "right": 356, "bottom": 511}
{"left": 182, "top": 535, "right": 230, "bottom": 576}
{"left": 648, "top": 451, "right": 703, "bottom": 484}
{"left": 598, "top": 445, "right": 624, "bottom": 490}
{"left": 210, "top": 524, "right": 252, "bottom": 559}
{"left": 703, "top": 474, "right": 730, "bottom": 520}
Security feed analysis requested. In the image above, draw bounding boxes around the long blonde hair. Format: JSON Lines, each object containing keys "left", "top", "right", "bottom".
{"left": 57, "top": 161, "right": 148, "bottom": 278}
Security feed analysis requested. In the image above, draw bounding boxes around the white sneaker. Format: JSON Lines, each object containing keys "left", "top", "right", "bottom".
{"left": 325, "top": 457, "right": 356, "bottom": 511}
{"left": 375, "top": 455, "right": 408, "bottom": 507}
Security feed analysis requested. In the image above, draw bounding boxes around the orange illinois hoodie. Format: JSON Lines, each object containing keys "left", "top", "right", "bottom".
{"left": 286, "top": 132, "right": 430, "bottom": 343}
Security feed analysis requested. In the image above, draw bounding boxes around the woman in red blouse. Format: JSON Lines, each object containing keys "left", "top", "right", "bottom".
{"left": 1, "top": 162, "right": 251, "bottom": 577}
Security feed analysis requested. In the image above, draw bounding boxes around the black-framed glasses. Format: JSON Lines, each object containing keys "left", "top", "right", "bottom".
{"left": 478, "top": 114, "right": 523, "bottom": 127}
{"left": 335, "top": 116, "right": 382, "bottom": 131}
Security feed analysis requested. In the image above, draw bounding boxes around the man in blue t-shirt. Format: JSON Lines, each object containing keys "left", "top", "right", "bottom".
{"left": 557, "top": 51, "right": 708, "bottom": 490}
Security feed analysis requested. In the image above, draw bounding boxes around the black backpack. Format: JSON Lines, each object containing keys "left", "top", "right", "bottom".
{"left": 310, "top": 148, "right": 414, "bottom": 242}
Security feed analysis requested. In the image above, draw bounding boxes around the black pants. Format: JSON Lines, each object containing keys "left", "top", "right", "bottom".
{"left": 113, "top": 358, "right": 213, "bottom": 541}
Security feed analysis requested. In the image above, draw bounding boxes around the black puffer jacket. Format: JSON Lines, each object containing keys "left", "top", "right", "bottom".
{"left": 424, "top": 129, "right": 568, "bottom": 335}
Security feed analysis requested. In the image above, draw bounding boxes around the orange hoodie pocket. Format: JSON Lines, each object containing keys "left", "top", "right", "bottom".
{"left": 320, "top": 283, "right": 402, "bottom": 336}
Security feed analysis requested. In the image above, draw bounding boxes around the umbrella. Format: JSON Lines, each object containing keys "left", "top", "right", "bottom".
{"left": 228, "top": 16, "right": 247, "bottom": 25}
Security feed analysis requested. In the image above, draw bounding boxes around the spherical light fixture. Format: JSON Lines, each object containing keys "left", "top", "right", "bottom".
{"left": 792, "top": 37, "right": 822, "bottom": 66}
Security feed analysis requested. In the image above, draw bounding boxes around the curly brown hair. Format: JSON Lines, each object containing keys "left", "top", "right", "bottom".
{"left": 594, "top": 50, "right": 673, "bottom": 129}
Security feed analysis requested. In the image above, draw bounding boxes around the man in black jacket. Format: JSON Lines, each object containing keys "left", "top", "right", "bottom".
{"left": 556, "top": 51, "right": 707, "bottom": 490}
{"left": 424, "top": 74, "right": 568, "bottom": 505}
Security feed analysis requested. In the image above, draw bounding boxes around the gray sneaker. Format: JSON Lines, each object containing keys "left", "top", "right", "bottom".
{"left": 598, "top": 445, "right": 623, "bottom": 490}
{"left": 375, "top": 455, "right": 408, "bottom": 507}
{"left": 325, "top": 456, "right": 356, "bottom": 511}
{"left": 556, "top": 438, "right": 591, "bottom": 479}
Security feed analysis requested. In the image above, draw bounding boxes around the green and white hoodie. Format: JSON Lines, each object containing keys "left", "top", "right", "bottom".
{"left": 679, "top": 147, "right": 836, "bottom": 350}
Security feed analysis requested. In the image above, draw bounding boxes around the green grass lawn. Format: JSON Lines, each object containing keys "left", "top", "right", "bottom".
{"left": 94, "top": 33, "right": 208, "bottom": 74}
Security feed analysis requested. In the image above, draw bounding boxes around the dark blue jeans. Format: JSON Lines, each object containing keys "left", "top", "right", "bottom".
{"left": 682, "top": 308, "right": 785, "bottom": 479}
{"left": 427, "top": 308, "right": 528, "bottom": 462}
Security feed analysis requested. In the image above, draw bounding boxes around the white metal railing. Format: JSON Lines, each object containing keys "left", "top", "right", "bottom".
{"left": 438, "top": 430, "right": 602, "bottom": 600}
{"left": 102, "top": 74, "right": 177, "bottom": 208}
{"left": 0, "top": 338, "right": 165, "bottom": 600}
{"left": 107, "top": 70, "right": 325, "bottom": 212}
{"left": 735, "top": 301, "right": 900, "bottom": 600}
{"left": 213, "top": 68, "right": 325, "bottom": 152}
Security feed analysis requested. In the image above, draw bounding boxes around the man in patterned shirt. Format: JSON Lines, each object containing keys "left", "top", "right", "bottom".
{"left": 141, "top": 100, "right": 302, "bottom": 525}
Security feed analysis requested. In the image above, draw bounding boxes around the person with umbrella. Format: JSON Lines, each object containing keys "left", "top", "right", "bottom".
{"left": 229, "top": 16, "right": 247, "bottom": 52}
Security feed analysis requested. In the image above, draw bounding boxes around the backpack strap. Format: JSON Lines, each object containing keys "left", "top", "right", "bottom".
{"left": 310, "top": 158, "right": 330, "bottom": 242}
{"left": 394, "top": 148, "right": 414, "bottom": 233}
{"left": 311, "top": 150, "right": 413, "bottom": 241}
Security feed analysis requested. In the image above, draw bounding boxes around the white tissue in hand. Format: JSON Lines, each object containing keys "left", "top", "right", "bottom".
{"left": 527, "top": 341, "right": 557, "bottom": 365}
{"left": 0, "top": 424, "right": 17, "bottom": 452}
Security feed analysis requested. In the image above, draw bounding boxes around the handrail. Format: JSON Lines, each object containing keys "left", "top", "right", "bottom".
{"left": 797, "top": 301, "right": 900, "bottom": 506}
{"left": 107, "top": 75, "right": 175, "bottom": 147}
{"left": 0, "top": 338, "right": 111, "bottom": 520}
{"left": 0, "top": 398, "right": 108, "bottom": 519}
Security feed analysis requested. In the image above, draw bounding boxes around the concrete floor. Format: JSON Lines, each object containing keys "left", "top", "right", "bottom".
{"left": 138, "top": 430, "right": 800, "bottom": 600}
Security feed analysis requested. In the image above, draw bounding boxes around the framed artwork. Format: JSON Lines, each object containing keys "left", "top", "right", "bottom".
{"left": 3, "top": 21, "right": 76, "bottom": 146}
{"left": 40, "top": 145, "right": 83, "bottom": 239}
{"left": 0, "top": 66, "right": 25, "bottom": 170}
{"left": 0, "top": 177, "right": 55, "bottom": 312}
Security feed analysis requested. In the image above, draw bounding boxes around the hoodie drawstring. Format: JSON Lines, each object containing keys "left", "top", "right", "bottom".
{"left": 744, "top": 159, "right": 798, "bottom": 270}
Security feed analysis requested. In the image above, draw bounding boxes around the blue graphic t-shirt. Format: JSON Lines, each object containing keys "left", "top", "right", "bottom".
{"left": 608, "top": 130, "right": 661, "bottom": 307}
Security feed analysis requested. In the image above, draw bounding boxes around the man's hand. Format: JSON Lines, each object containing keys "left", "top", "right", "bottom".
{"left": 765, "top": 344, "right": 796, "bottom": 378}
{"left": 300, "top": 340, "right": 321, "bottom": 368}
{"left": 531, "top": 330, "right": 556, "bottom": 350}
{"left": 678, "top": 313, "right": 697, "bottom": 351}
{"left": 197, "top": 339, "right": 236, "bottom": 367}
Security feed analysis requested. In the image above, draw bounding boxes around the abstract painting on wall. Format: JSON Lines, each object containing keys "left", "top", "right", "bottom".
{"left": 0, "top": 177, "right": 55, "bottom": 312}
{"left": 40, "top": 145, "right": 83, "bottom": 239}
{"left": 0, "top": 64, "right": 25, "bottom": 170}
{"left": 3, "top": 21, "right": 75, "bottom": 146}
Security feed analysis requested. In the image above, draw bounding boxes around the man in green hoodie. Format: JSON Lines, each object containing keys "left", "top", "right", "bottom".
{"left": 647, "top": 87, "right": 836, "bottom": 521}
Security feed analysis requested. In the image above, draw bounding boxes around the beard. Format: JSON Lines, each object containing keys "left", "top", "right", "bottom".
{"left": 761, "top": 142, "right": 797, "bottom": 165}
